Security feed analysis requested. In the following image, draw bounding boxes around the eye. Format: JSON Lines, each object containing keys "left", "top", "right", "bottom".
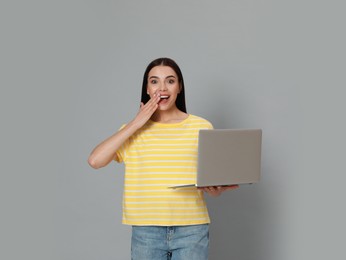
{"left": 150, "top": 79, "right": 157, "bottom": 84}
{"left": 168, "top": 79, "right": 175, "bottom": 84}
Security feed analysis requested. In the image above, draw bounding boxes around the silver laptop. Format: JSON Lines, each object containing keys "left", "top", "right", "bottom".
{"left": 170, "top": 129, "right": 262, "bottom": 188}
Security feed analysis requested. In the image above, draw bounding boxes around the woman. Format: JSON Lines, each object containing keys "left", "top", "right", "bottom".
{"left": 88, "top": 57, "right": 238, "bottom": 260}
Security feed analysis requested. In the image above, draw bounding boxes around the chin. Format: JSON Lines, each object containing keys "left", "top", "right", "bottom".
{"left": 157, "top": 106, "right": 169, "bottom": 111}
{"left": 158, "top": 104, "right": 174, "bottom": 111}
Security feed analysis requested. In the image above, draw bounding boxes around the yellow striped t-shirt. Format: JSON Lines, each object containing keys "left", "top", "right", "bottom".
{"left": 115, "top": 114, "right": 213, "bottom": 226}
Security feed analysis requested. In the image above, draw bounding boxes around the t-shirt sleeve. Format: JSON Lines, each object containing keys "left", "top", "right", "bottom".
{"left": 202, "top": 118, "right": 214, "bottom": 130}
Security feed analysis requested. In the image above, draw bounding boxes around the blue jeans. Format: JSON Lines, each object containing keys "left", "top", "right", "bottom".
{"left": 131, "top": 224, "right": 209, "bottom": 260}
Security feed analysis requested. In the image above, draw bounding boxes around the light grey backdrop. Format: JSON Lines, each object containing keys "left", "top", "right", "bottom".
{"left": 1, "top": 0, "right": 345, "bottom": 259}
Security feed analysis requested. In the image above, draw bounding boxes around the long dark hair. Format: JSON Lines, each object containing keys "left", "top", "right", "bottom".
{"left": 140, "top": 57, "right": 187, "bottom": 113}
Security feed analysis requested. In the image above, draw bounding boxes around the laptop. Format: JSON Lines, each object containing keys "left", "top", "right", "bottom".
{"left": 170, "top": 129, "right": 262, "bottom": 189}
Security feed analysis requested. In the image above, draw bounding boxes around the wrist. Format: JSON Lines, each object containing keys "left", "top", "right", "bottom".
{"left": 127, "top": 119, "right": 142, "bottom": 132}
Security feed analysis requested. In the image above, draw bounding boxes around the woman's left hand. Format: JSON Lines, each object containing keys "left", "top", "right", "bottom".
{"left": 198, "top": 185, "right": 239, "bottom": 197}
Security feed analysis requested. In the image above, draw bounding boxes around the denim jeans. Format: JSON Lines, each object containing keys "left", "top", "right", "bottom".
{"left": 131, "top": 224, "right": 209, "bottom": 260}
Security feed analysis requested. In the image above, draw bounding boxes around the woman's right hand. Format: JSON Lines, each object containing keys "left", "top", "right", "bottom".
{"left": 132, "top": 90, "right": 161, "bottom": 128}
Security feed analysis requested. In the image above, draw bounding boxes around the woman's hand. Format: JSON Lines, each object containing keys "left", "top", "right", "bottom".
{"left": 132, "top": 90, "right": 161, "bottom": 128}
{"left": 198, "top": 185, "right": 239, "bottom": 197}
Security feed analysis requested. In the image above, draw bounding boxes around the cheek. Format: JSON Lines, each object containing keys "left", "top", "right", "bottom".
{"left": 173, "top": 85, "right": 181, "bottom": 94}
{"left": 147, "top": 86, "right": 155, "bottom": 94}
{"left": 148, "top": 84, "right": 159, "bottom": 91}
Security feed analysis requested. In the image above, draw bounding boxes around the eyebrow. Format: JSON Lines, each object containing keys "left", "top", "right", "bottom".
{"left": 148, "top": 75, "right": 177, "bottom": 79}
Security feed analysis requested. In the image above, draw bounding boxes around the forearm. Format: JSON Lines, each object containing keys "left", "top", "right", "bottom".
{"left": 88, "top": 92, "right": 160, "bottom": 169}
{"left": 87, "top": 120, "right": 140, "bottom": 169}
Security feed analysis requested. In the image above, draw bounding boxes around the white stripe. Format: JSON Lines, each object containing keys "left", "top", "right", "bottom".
{"left": 127, "top": 154, "right": 197, "bottom": 159}
{"left": 124, "top": 195, "right": 198, "bottom": 198}
{"left": 125, "top": 201, "right": 199, "bottom": 204}
{"left": 124, "top": 212, "right": 207, "bottom": 216}
{"left": 125, "top": 178, "right": 194, "bottom": 181}
{"left": 123, "top": 217, "right": 208, "bottom": 221}
{"left": 126, "top": 172, "right": 196, "bottom": 180}
{"left": 124, "top": 184, "right": 196, "bottom": 188}
{"left": 126, "top": 165, "right": 195, "bottom": 169}
{"left": 126, "top": 172, "right": 195, "bottom": 176}
{"left": 142, "top": 127, "right": 208, "bottom": 131}
{"left": 134, "top": 148, "right": 196, "bottom": 152}
{"left": 131, "top": 143, "right": 197, "bottom": 147}
{"left": 125, "top": 206, "right": 206, "bottom": 210}
{"left": 140, "top": 138, "right": 197, "bottom": 141}
{"left": 125, "top": 182, "right": 192, "bottom": 187}
{"left": 127, "top": 160, "right": 195, "bottom": 164}
{"left": 125, "top": 172, "right": 195, "bottom": 176}
{"left": 124, "top": 184, "right": 171, "bottom": 187}
{"left": 124, "top": 189, "right": 197, "bottom": 193}
{"left": 141, "top": 136, "right": 197, "bottom": 139}
{"left": 141, "top": 133, "right": 198, "bottom": 137}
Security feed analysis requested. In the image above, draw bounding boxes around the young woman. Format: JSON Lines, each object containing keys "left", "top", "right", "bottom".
{"left": 88, "top": 57, "right": 238, "bottom": 260}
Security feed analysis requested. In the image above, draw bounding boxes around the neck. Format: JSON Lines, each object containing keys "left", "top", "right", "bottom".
{"left": 151, "top": 109, "right": 187, "bottom": 123}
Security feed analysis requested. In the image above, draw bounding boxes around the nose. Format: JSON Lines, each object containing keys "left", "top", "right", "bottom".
{"left": 159, "top": 82, "right": 168, "bottom": 91}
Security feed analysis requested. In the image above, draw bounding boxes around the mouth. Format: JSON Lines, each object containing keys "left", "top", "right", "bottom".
{"left": 159, "top": 95, "right": 170, "bottom": 104}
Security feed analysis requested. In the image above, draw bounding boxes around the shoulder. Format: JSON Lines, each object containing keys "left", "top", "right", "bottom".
{"left": 187, "top": 114, "right": 214, "bottom": 129}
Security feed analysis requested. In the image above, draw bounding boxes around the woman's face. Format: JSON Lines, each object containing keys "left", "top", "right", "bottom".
{"left": 147, "top": 65, "right": 181, "bottom": 111}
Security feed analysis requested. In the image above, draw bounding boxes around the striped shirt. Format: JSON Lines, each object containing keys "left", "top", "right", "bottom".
{"left": 115, "top": 114, "right": 213, "bottom": 226}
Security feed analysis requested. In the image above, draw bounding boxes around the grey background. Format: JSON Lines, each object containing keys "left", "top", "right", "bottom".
{"left": 1, "top": 0, "right": 345, "bottom": 259}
